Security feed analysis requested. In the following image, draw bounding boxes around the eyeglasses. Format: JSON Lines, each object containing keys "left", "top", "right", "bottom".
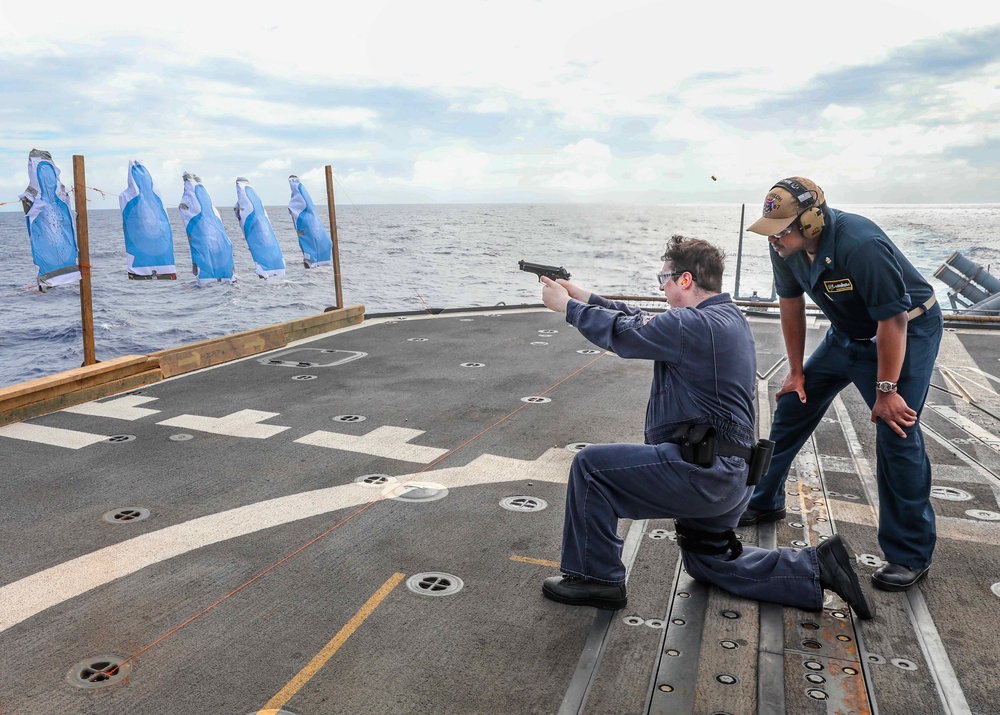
{"left": 771, "top": 225, "right": 795, "bottom": 239}
{"left": 657, "top": 271, "right": 686, "bottom": 287}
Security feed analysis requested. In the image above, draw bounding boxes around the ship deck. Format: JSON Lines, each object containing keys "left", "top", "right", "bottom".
{"left": 1, "top": 305, "right": 999, "bottom": 715}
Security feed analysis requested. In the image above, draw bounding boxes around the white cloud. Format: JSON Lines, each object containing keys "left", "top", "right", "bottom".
{"left": 412, "top": 147, "right": 491, "bottom": 186}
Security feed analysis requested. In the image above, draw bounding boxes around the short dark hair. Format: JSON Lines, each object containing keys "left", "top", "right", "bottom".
{"left": 661, "top": 234, "right": 725, "bottom": 292}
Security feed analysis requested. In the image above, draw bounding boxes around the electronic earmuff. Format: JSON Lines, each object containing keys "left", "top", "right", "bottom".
{"left": 773, "top": 178, "right": 826, "bottom": 240}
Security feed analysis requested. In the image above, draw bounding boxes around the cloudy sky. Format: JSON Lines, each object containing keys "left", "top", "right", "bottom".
{"left": 2, "top": 0, "right": 999, "bottom": 212}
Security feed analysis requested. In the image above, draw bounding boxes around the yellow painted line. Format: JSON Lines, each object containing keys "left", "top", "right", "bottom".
{"left": 510, "top": 555, "right": 560, "bottom": 568}
{"left": 258, "top": 572, "right": 405, "bottom": 714}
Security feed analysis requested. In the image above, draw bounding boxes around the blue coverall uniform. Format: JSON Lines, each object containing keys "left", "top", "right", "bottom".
{"left": 748, "top": 208, "right": 943, "bottom": 569}
{"left": 560, "top": 292, "right": 824, "bottom": 611}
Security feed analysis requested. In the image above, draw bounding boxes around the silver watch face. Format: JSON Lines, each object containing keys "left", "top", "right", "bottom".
{"left": 876, "top": 381, "right": 897, "bottom": 393}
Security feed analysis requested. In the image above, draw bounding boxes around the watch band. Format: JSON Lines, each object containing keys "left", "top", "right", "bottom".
{"left": 876, "top": 380, "right": 898, "bottom": 394}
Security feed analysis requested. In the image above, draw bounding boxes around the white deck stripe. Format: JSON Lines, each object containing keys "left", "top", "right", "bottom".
{"left": 157, "top": 409, "right": 290, "bottom": 438}
{"left": 0, "top": 448, "right": 571, "bottom": 634}
{"left": 0, "top": 423, "right": 110, "bottom": 450}
{"left": 63, "top": 395, "right": 161, "bottom": 421}
{"left": 296, "top": 426, "right": 449, "bottom": 463}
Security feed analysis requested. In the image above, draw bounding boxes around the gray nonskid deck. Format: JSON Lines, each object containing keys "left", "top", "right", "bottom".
{"left": 0, "top": 308, "right": 998, "bottom": 714}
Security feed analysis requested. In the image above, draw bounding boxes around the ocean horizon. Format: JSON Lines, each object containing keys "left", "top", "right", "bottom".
{"left": 2, "top": 202, "right": 998, "bottom": 389}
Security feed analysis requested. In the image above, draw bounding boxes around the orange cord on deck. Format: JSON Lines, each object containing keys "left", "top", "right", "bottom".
{"left": 117, "top": 351, "right": 606, "bottom": 670}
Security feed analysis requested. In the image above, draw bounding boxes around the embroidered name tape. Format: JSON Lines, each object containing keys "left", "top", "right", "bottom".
{"left": 824, "top": 278, "right": 853, "bottom": 293}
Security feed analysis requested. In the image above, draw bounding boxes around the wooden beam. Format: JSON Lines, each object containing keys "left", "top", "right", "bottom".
{"left": 152, "top": 326, "right": 288, "bottom": 378}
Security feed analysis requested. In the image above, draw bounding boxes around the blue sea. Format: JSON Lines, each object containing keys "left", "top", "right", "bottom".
{"left": 1, "top": 202, "right": 998, "bottom": 389}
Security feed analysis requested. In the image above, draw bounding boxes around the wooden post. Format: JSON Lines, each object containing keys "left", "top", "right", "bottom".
{"left": 72, "top": 155, "right": 97, "bottom": 366}
{"left": 324, "top": 165, "right": 344, "bottom": 310}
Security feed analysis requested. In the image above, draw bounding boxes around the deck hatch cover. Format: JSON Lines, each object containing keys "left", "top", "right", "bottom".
{"left": 261, "top": 348, "right": 367, "bottom": 368}
{"left": 406, "top": 572, "right": 464, "bottom": 597}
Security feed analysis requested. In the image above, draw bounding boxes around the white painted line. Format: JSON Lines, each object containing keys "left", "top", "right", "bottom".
{"left": 0, "top": 423, "right": 110, "bottom": 450}
{"left": 157, "top": 409, "right": 290, "bottom": 439}
{"left": 296, "top": 425, "right": 449, "bottom": 464}
{"left": 0, "top": 448, "right": 572, "bottom": 634}
{"left": 930, "top": 405, "right": 1000, "bottom": 453}
{"left": 63, "top": 395, "right": 161, "bottom": 421}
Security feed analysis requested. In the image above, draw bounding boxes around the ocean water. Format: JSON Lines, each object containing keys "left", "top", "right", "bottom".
{"left": 1, "top": 202, "right": 998, "bottom": 389}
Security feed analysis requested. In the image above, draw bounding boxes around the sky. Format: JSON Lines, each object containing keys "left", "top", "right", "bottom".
{"left": 2, "top": 0, "right": 1000, "bottom": 212}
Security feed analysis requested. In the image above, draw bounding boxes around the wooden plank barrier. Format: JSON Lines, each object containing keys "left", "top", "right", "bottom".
{"left": 0, "top": 305, "right": 366, "bottom": 426}
{"left": 0, "top": 355, "right": 162, "bottom": 427}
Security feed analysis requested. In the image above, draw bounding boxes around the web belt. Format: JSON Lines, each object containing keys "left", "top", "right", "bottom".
{"left": 906, "top": 294, "right": 936, "bottom": 320}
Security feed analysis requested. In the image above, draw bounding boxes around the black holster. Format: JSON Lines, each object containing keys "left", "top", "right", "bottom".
{"left": 747, "top": 438, "right": 775, "bottom": 486}
{"left": 675, "top": 523, "right": 743, "bottom": 561}
{"left": 674, "top": 424, "right": 717, "bottom": 467}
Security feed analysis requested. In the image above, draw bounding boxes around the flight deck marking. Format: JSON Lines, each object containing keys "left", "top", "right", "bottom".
{"left": 930, "top": 405, "right": 1000, "bottom": 453}
{"left": 296, "top": 425, "right": 449, "bottom": 463}
{"left": 257, "top": 572, "right": 405, "bottom": 714}
{"left": 0, "top": 423, "right": 110, "bottom": 450}
{"left": 62, "top": 394, "right": 161, "bottom": 421}
{"left": 510, "top": 555, "right": 560, "bottom": 568}
{"left": 0, "top": 448, "right": 572, "bottom": 634}
{"left": 156, "top": 409, "right": 290, "bottom": 438}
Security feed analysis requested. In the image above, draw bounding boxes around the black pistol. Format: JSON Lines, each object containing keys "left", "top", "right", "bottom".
{"left": 519, "top": 260, "right": 571, "bottom": 282}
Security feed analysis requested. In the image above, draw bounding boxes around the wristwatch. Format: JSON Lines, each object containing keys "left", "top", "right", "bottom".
{"left": 875, "top": 380, "right": 898, "bottom": 394}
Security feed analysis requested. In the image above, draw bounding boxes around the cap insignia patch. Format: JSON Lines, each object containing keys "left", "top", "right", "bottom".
{"left": 763, "top": 193, "right": 781, "bottom": 215}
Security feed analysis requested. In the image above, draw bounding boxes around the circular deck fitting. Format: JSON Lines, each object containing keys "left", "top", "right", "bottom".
{"left": 499, "top": 496, "right": 548, "bottom": 512}
{"left": 658, "top": 684, "right": 673, "bottom": 692}
{"left": 169, "top": 433, "right": 193, "bottom": 442}
{"left": 720, "top": 640, "right": 740, "bottom": 650}
{"left": 407, "top": 338, "right": 428, "bottom": 342}
{"left": 623, "top": 616, "right": 645, "bottom": 626}
{"left": 459, "top": 318, "right": 474, "bottom": 322}
{"left": 521, "top": 396, "right": 551, "bottom": 404}
{"left": 801, "top": 640, "right": 822, "bottom": 650}
{"left": 930, "top": 486, "right": 973, "bottom": 501}
{"left": 806, "top": 689, "right": 828, "bottom": 700}
{"left": 991, "top": 583, "right": 1000, "bottom": 599}
{"left": 386, "top": 482, "right": 449, "bottom": 502}
{"left": 460, "top": 362, "right": 485, "bottom": 368}
{"left": 816, "top": 517, "right": 828, "bottom": 522}
{"left": 68, "top": 656, "right": 131, "bottom": 689}
{"left": 676, "top": 591, "right": 690, "bottom": 598}
{"left": 966, "top": 509, "right": 1000, "bottom": 521}
{"left": 648, "top": 529, "right": 674, "bottom": 540}
{"left": 354, "top": 474, "right": 396, "bottom": 486}
{"left": 530, "top": 342, "right": 549, "bottom": 346}
{"left": 892, "top": 658, "right": 918, "bottom": 671}
{"left": 830, "top": 610, "right": 848, "bottom": 619}
{"left": 841, "top": 493, "right": 860, "bottom": 499}
{"left": 800, "top": 622, "right": 820, "bottom": 630}
{"left": 842, "top": 667, "right": 858, "bottom": 675}
{"left": 866, "top": 653, "right": 886, "bottom": 664}
{"left": 789, "top": 521, "right": 805, "bottom": 528}
{"left": 577, "top": 349, "right": 601, "bottom": 355}
{"left": 836, "top": 635, "right": 852, "bottom": 642}
{"left": 803, "top": 660, "right": 824, "bottom": 671}
{"left": 565, "top": 442, "right": 591, "bottom": 452}
{"left": 104, "top": 435, "right": 136, "bottom": 444}
{"left": 538, "top": 329, "right": 559, "bottom": 334}
{"left": 791, "top": 540, "right": 808, "bottom": 548}
{"left": 857, "top": 553, "right": 887, "bottom": 568}
{"left": 646, "top": 619, "right": 665, "bottom": 629}
{"left": 671, "top": 618, "right": 686, "bottom": 626}
{"left": 715, "top": 674, "right": 738, "bottom": 685}
{"left": 102, "top": 508, "right": 149, "bottom": 525}
{"left": 665, "top": 649, "right": 680, "bottom": 657}
{"left": 406, "top": 572, "right": 463, "bottom": 597}
{"left": 291, "top": 374, "right": 318, "bottom": 381}
{"left": 805, "top": 673, "right": 826, "bottom": 684}
{"left": 788, "top": 506, "right": 801, "bottom": 512}
{"left": 332, "top": 414, "right": 366, "bottom": 423}
{"left": 721, "top": 610, "right": 741, "bottom": 619}
{"left": 827, "top": 490, "right": 841, "bottom": 496}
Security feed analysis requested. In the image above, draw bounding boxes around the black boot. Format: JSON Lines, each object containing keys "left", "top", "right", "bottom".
{"left": 542, "top": 575, "right": 627, "bottom": 610}
{"left": 816, "top": 535, "right": 875, "bottom": 620}
{"left": 872, "top": 563, "right": 929, "bottom": 591}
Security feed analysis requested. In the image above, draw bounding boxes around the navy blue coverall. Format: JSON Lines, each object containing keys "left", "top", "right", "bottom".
{"left": 559, "top": 292, "right": 824, "bottom": 611}
{"left": 748, "top": 208, "right": 943, "bottom": 569}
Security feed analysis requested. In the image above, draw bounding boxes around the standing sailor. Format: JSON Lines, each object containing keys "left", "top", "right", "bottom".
{"left": 741, "top": 177, "right": 943, "bottom": 591}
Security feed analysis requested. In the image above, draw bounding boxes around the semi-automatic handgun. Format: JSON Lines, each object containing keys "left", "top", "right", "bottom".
{"left": 518, "top": 260, "right": 571, "bottom": 281}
